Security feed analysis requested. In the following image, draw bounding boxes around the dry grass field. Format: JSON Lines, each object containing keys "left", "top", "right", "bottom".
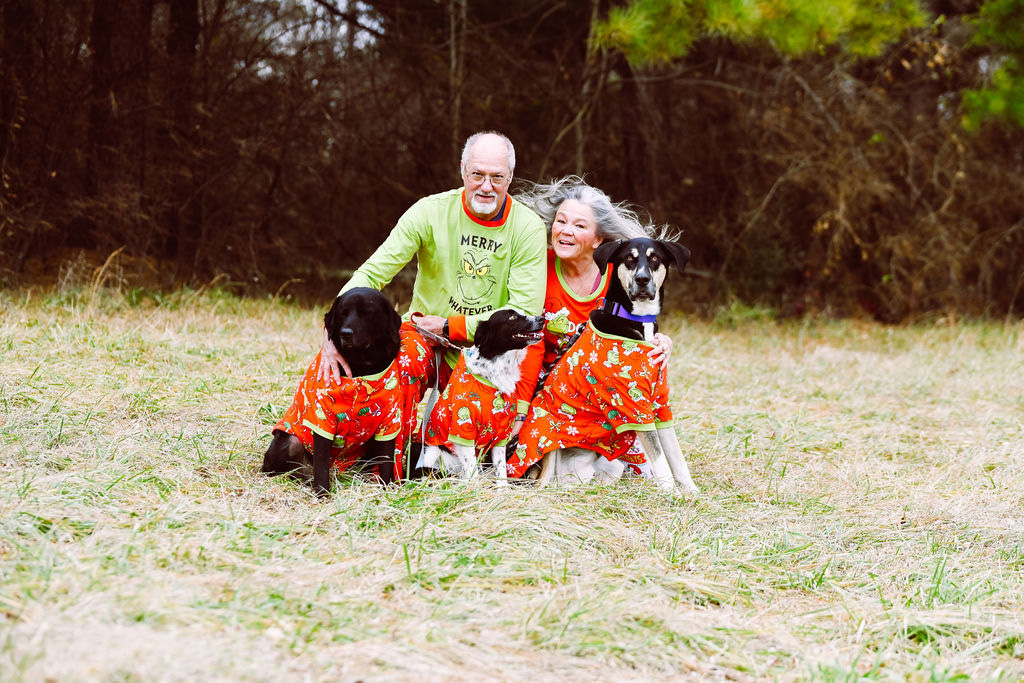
{"left": 1, "top": 286, "right": 1022, "bottom": 681}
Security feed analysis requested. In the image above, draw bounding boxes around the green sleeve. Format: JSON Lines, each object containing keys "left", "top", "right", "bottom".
{"left": 339, "top": 203, "right": 426, "bottom": 296}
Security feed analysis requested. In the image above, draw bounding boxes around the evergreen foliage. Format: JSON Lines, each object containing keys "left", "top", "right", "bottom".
{"left": 962, "top": 0, "right": 1024, "bottom": 129}
{"left": 594, "top": 0, "right": 929, "bottom": 61}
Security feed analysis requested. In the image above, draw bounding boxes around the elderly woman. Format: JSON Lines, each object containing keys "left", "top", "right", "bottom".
{"left": 507, "top": 177, "right": 675, "bottom": 478}
{"left": 516, "top": 176, "right": 672, "bottom": 377}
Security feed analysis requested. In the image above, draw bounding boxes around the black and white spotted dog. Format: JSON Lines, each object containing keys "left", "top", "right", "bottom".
{"left": 419, "top": 308, "right": 545, "bottom": 480}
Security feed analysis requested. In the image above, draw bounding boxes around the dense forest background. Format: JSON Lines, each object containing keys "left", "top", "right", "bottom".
{"left": 2, "top": 0, "right": 1023, "bottom": 320}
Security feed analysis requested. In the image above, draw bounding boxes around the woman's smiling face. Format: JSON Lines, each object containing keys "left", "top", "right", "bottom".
{"left": 551, "top": 199, "right": 602, "bottom": 264}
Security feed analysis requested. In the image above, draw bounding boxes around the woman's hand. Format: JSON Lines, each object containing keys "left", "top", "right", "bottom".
{"left": 317, "top": 326, "right": 352, "bottom": 384}
{"left": 648, "top": 332, "right": 673, "bottom": 369}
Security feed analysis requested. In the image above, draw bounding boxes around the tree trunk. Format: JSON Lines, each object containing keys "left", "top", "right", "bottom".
{"left": 165, "top": 0, "right": 202, "bottom": 280}
{"left": 449, "top": 0, "right": 466, "bottom": 164}
{"left": 1, "top": 0, "right": 33, "bottom": 165}
{"left": 88, "top": 0, "right": 153, "bottom": 249}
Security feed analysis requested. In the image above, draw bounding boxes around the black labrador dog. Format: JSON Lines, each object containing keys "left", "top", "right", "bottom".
{"left": 261, "top": 287, "right": 403, "bottom": 495}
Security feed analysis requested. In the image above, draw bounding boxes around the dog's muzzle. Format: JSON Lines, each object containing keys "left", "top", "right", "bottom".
{"left": 513, "top": 316, "right": 545, "bottom": 344}
{"left": 338, "top": 329, "right": 371, "bottom": 350}
{"left": 628, "top": 270, "right": 657, "bottom": 301}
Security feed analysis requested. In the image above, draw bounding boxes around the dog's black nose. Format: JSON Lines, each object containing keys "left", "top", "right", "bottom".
{"left": 634, "top": 272, "right": 651, "bottom": 287}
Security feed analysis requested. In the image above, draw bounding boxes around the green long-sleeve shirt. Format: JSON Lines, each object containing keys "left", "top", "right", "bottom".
{"left": 342, "top": 188, "right": 547, "bottom": 342}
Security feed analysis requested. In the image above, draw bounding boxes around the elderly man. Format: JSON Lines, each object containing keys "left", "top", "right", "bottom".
{"left": 320, "top": 131, "right": 547, "bottom": 420}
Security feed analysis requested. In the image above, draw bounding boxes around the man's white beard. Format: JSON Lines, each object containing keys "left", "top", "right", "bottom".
{"left": 470, "top": 193, "right": 497, "bottom": 217}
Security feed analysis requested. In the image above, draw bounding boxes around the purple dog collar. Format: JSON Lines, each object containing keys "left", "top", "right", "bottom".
{"left": 605, "top": 301, "right": 658, "bottom": 324}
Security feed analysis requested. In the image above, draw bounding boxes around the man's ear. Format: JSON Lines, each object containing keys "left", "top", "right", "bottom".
{"left": 658, "top": 240, "right": 691, "bottom": 272}
{"left": 593, "top": 241, "right": 622, "bottom": 273}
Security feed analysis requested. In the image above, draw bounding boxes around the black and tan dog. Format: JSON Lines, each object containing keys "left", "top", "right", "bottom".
{"left": 261, "top": 287, "right": 403, "bottom": 495}
{"left": 516, "top": 237, "right": 700, "bottom": 494}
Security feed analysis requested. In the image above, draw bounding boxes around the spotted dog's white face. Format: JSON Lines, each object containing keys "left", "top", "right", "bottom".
{"left": 615, "top": 244, "right": 668, "bottom": 316}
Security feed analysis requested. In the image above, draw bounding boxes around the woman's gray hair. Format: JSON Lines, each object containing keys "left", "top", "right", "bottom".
{"left": 515, "top": 176, "right": 658, "bottom": 242}
{"left": 461, "top": 131, "right": 516, "bottom": 173}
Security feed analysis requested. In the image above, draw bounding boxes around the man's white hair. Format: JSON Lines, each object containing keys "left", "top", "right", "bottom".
{"left": 461, "top": 131, "right": 516, "bottom": 173}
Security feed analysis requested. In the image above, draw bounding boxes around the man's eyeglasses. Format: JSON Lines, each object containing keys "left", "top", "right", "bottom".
{"left": 467, "top": 171, "right": 509, "bottom": 188}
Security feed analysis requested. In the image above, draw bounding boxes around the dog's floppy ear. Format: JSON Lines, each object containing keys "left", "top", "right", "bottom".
{"left": 593, "top": 240, "right": 622, "bottom": 273}
{"left": 324, "top": 294, "right": 345, "bottom": 332}
{"left": 473, "top": 318, "right": 493, "bottom": 347}
{"left": 382, "top": 298, "right": 401, "bottom": 343}
{"left": 658, "top": 240, "right": 691, "bottom": 272}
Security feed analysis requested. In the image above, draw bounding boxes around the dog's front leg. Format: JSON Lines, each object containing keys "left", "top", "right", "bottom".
{"left": 491, "top": 445, "right": 508, "bottom": 485}
{"left": 656, "top": 426, "right": 698, "bottom": 494}
{"left": 636, "top": 430, "right": 676, "bottom": 494}
{"left": 311, "top": 433, "right": 333, "bottom": 497}
{"left": 418, "top": 444, "right": 442, "bottom": 470}
{"left": 366, "top": 438, "right": 397, "bottom": 485}
{"left": 454, "top": 444, "right": 478, "bottom": 479}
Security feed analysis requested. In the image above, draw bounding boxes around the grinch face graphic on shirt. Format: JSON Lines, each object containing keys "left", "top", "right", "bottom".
{"left": 456, "top": 249, "right": 497, "bottom": 305}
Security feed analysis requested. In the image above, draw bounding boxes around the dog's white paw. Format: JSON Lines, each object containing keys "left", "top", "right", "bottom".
{"left": 656, "top": 479, "right": 699, "bottom": 498}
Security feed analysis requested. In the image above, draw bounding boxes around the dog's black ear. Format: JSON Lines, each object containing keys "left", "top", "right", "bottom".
{"left": 383, "top": 299, "right": 401, "bottom": 343}
{"left": 593, "top": 240, "right": 622, "bottom": 273}
{"left": 658, "top": 240, "right": 691, "bottom": 272}
{"left": 473, "top": 318, "right": 492, "bottom": 347}
{"left": 324, "top": 294, "right": 344, "bottom": 332}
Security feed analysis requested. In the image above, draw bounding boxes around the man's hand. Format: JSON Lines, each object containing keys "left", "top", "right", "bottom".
{"left": 648, "top": 332, "right": 674, "bottom": 369}
{"left": 317, "top": 326, "right": 352, "bottom": 384}
{"left": 411, "top": 313, "right": 448, "bottom": 346}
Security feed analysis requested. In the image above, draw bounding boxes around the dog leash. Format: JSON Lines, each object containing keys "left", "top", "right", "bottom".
{"left": 410, "top": 316, "right": 457, "bottom": 473}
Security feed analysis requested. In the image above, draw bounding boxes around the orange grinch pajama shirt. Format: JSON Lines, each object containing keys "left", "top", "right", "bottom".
{"left": 509, "top": 322, "right": 673, "bottom": 478}
{"left": 423, "top": 350, "right": 518, "bottom": 460}
{"left": 275, "top": 326, "right": 433, "bottom": 478}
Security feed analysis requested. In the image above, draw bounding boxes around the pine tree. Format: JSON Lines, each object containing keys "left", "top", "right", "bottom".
{"left": 962, "top": 0, "right": 1024, "bottom": 129}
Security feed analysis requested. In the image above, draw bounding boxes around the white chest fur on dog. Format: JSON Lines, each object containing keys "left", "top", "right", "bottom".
{"left": 463, "top": 345, "right": 526, "bottom": 395}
